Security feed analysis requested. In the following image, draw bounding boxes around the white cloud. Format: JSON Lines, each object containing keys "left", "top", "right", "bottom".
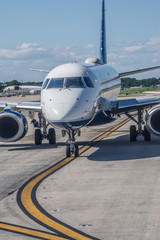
{"left": 108, "top": 53, "right": 117, "bottom": 59}
{"left": 84, "top": 44, "right": 95, "bottom": 49}
{"left": 0, "top": 43, "right": 46, "bottom": 60}
{"left": 0, "top": 38, "right": 160, "bottom": 82}
{"left": 147, "top": 37, "right": 160, "bottom": 46}
{"left": 17, "top": 43, "right": 40, "bottom": 49}
{"left": 124, "top": 45, "right": 144, "bottom": 53}
{"left": 108, "top": 37, "right": 160, "bottom": 78}
{"left": 0, "top": 43, "right": 98, "bottom": 81}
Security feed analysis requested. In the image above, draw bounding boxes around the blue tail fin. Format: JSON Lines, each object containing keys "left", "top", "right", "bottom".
{"left": 100, "top": 0, "right": 107, "bottom": 64}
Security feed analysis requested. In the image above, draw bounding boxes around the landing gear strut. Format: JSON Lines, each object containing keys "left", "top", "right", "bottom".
{"left": 65, "top": 129, "right": 80, "bottom": 158}
{"left": 125, "top": 108, "right": 151, "bottom": 142}
{"left": 32, "top": 113, "right": 56, "bottom": 145}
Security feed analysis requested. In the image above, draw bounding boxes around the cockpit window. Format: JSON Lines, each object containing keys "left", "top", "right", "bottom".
{"left": 65, "top": 77, "right": 84, "bottom": 88}
{"left": 83, "top": 77, "right": 94, "bottom": 88}
{"left": 46, "top": 77, "right": 85, "bottom": 89}
{"left": 47, "top": 78, "right": 64, "bottom": 89}
{"left": 42, "top": 78, "right": 50, "bottom": 90}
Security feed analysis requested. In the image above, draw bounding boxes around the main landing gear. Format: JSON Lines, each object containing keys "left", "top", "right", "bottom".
{"left": 125, "top": 108, "right": 151, "bottom": 142}
{"left": 62, "top": 129, "right": 80, "bottom": 158}
{"left": 32, "top": 113, "right": 56, "bottom": 145}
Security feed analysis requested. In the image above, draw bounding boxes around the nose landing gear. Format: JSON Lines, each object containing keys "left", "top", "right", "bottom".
{"left": 65, "top": 129, "right": 80, "bottom": 158}
{"left": 66, "top": 143, "right": 79, "bottom": 158}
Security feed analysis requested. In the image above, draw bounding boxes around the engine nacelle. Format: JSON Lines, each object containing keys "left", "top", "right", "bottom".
{"left": 145, "top": 105, "right": 160, "bottom": 136}
{"left": 0, "top": 109, "right": 28, "bottom": 142}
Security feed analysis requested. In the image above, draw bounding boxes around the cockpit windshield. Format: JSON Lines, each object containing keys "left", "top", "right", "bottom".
{"left": 46, "top": 77, "right": 85, "bottom": 89}
{"left": 42, "top": 78, "right": 50, "bottom": 90}
{"left": 65, "top": 77, "right": 84, "bottom": 88}
{"left": 47, "top": 78, "right": 64, "bottom": 89}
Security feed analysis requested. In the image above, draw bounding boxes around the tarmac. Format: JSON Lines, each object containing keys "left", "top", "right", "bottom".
{"left": 0, "top": 96, "right": 160, "bottom": 239}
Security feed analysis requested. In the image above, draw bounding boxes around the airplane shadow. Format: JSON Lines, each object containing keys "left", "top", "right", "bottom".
{"left": 86, "top": 134, "right": 160, "bottom": 162}
{"left": 1, "top": 134, "right": 160, "bottom": 161}
{"left": 0, "top": 142, "right": 67, "bottom": 151}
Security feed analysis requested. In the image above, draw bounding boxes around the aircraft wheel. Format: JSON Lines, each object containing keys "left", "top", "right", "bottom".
{"left": 48, "top": 128, "right": 56, "bottom": 144}
{"left": 74, "top": 144, "right": 79, "bottom": 158}
{"left": 35, "top": 129, "right": 42, "bottom": 145}
{"left": 144, "top": 125, "right": 151, "bottom": 141}
{"left": 77, "top": 129, "right": 81, "bottom": 137}
{"left": 130, "top": 125, "right": 137, "bottom": 142}
{"left": 66, "top": 145, "right": 71, "bottom": 158}
{"left": 62, "top": 130, "right": 66, "bottom": 137}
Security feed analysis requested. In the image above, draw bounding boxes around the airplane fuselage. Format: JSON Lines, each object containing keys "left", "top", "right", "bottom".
{"left": 41, "top": 61, "right": 120, "bottom": 130}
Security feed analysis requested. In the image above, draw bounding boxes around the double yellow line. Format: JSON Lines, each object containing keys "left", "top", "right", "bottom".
{"left": 0, "top": 117, "right": 130, "bottom": 240}
{"left": 0, "top": 222, "right": 67, "bottom": 240}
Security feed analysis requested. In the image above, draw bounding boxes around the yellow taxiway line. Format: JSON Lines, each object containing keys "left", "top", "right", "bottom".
{"left": 18, "top": 117, "right": 131, "bottom": 240}
{"left": 0, "top": 117, "right": 131, "bottom": 239}
{"left": 0, "top": 222, "right": 68, "bottom": 240}
{"left": 22, "top": 126, "right": 113, "bottom": 141}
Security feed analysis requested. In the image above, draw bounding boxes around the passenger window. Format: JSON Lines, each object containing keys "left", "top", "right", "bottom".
{"left": 47, "top": 78, "right": 64, "bottom": 88}
{"left": 83, "top": 77, "right": 94, "bottom": 88}
{"left": 66, "top": 77, "right": 84, "bottom": 88}
{"left": 42, "top": 78, "right": 50, "bottom": 90}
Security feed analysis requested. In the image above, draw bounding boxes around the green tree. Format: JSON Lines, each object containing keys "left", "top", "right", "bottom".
{"left": 6, "top": 80, "right": 21, "bottom": 86}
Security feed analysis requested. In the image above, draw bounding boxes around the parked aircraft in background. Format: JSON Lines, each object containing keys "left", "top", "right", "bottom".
{"left": 3, "top": 85, "right": 41, "bottom": 95}
{"left": 0, "top": 0, "right": 160, "bottom": 158}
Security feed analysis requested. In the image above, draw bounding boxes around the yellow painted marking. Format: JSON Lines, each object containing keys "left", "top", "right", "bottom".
{"left": 20, "top": 118, "right": 131, "bottom": 240}
{"left": 79, "top": 145, "right": 90, "bottom": 154}
{"left": 22, "top": 137, "right": 34, "bottom": 141}
{"left": 81, "top": 126, "right": 112, "bottom": 135}
{"left": 0, "top": 223, "right": 68, "bottom": 240}
{"left": 109, "top": 132, "right": 129, "bottom": 137}
{"left": 21, "top": 126, "right": 112, "bottom": 141}
{"left": 21, "top": 158, "right": 92, "bottom": 240}
{"left": 0, "top": 119, "right": 130, "bottom": 238}
{"left": 79, "top": 120, "right": 130, "bottom": 155}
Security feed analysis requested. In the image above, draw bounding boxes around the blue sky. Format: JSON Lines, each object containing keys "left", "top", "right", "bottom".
{"left": 0, "top": 0, "right": 160, "bottom": 82}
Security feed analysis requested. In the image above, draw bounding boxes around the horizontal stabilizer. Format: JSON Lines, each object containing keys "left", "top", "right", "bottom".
{"left": 30, "top": 69, "right": 50, "bottom": 73}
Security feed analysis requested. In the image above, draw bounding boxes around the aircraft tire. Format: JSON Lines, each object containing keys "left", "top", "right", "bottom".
{"left": 74, "top": 144, "right": 79, "bottom": 158}
{"left": 35, "top": 129, "right": 42, "bottom": 145}
{"left": 144, "top": 125, "right": 151, "bottom": 141}
{"left": 48, "top": 128, "right": 56, "bottom": 144}
{"left": 62, "top": 130, "right": 66, "bottom": 137}
{"left": 77, "top": 129, "right": 81, "bottom": 137}
{"left": 130, "top": 125, "right": 137, "bottom": 142}
{"left": 66, "top": 145, "right": 71, "bottom": 157}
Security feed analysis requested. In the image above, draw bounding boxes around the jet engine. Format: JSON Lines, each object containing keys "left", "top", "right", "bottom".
{"left": 145, "top": 105, "right": 160, "bottom": 136}
{"left": 0, "top": 109, "right": 28, "bottom": 142}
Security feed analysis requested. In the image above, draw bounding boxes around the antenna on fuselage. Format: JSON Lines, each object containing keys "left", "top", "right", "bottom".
{"left": 100, "top": 0, "right": 107, "bottom": 64}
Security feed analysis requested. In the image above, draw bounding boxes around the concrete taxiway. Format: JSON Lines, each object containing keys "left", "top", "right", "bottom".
{"left": 0, "top": 114, "right": 160, "bottom": 240}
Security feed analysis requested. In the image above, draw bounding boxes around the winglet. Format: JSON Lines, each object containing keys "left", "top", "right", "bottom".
{"left": 100, "top": 0, "right": 107, "bottom": 64}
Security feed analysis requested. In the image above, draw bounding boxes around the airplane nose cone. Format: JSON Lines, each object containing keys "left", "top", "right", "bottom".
{"left": 42, "top": 88, "right": 89, "bottom": 123}
{"left": 51, "top": 102, "right": 78, "bottom": 121}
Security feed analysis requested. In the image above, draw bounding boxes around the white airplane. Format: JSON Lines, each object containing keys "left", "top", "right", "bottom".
{"left": 0, "top": 0, "right": 160, "bottom": 158}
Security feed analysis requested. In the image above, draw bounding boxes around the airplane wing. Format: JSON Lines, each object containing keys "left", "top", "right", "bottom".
{"left": 0, "top": 100, "right": 41, "bottom": 111}
{"left": 110, "top": 96, "right": 160, "bottom": 114}
{"left": 99, "top": 95, "right": 160, "bottom": 114}
{"left": 118, "top": 66, "right": 160, "bottom": 78}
